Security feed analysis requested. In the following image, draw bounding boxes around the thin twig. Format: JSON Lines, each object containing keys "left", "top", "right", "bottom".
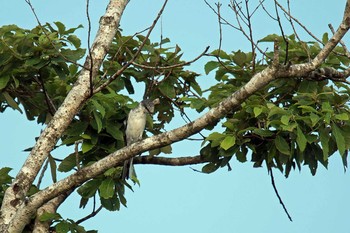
{"left": 76, "top": 205, "right": 103, "bottom": 225}
{"left": 274, "top": 0, "right": 322, "bottom": 44}
{"left": 86, "top": 0, "right": 94, "bottom": 96}
{"left": 269, "top": 168, "right": 293, "bottom": 222}
{"left": 244, "top": 0, "right": 256, "bottom": 72}
{"left": 34, "top": 73, "right": 57, "bottom": 116}
{"left": 93, "top": 0, "right": 170, "bottom": 94}
{"left": 274, "top": 0, "right": 288, "bottom": 64}
{"left": 36, "top": 158, "right": 49, "bottom": 189}
{"left": 132, "top": 46, "right": 209, "bottom": 70}
{"left": 329, "top": 23, "right": 350, "bottom": 58}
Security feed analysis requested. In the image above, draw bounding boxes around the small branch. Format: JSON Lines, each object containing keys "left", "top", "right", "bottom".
{"left": 75, "top": 205, "right": 103, "bottom": 225}
{"left": 269, "top": 168, "right": 293, "bottom": 222}
{"left": 329, "top": 23, "right": 350, "bottom": 58}
{"left": 34, "top": 74, "right": 57, "bottom": 116}
{"left": 36, "top": 158, "right": 49, "bottom": 189}
{"left": 132, "top": 46, "right": 209, "bottom": 70}
{"left": 272, "top": 39, "right": 280, "bottom": 68}
{"left": 86, "top": 0, "right": 94, "bottom": 96}
{"left": 244, "top": 0, "right": 256, "bottom": 72}
{"left": 133, "top": 155, "right": 206, "bottom": 166}
{"left": 274, "top": 0, "right": 288, "bottom": 64}
{"left": 274, "top": 0, "right": 322, "bottom": 44}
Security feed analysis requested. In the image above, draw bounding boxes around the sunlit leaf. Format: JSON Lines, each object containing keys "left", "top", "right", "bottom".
{"left": 220, "top": 136, "right": 236, "bottom": 150}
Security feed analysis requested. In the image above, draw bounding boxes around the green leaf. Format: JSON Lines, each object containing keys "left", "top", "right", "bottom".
{"left": 232, "top": 50, "right": 247, "bottom": 67}
{"left": 335, "top": 113, "right": 349, "bottom": 121}
{"left": 210, "top": 49, "right": 230, "bottom": 59}
{"left": 77, "top": 179, "right": 101, "bottom": 198}
{"left": 319, "top": 127, "right": 330, "bottom": 161}
{"left": 206, "top": 132, "right": 224, "bottom": 141}
{"left": 253, "top": 128, "right": 274, "bottom": 137}
{"left": 310, "top": 113, "right": 319, "bottom": 127}
{"left": 202, "top": 163, "right": 218, "bottom": 173}
{"left": 160, "top": 145, "right": 172, "bottom": 154}
{"left": 332, "top": 123, "right": 346, "bottom": 156}
{"left": 58, "top": 153, "right": 76, "bottom": 172}
{"left": 67, "top": 35, "right": 81, "bottom": 48}
{"left": 281, "top": 115, "right": 291, "bottom": 125}
{"left": 204, "top": 61, "right": 219, "bottom": 75}
{"left": 322, "top": 32, "right": 329, "bottom": 44}
{"left": 39, "top": 212, "right": 62, "bottom": 222}
{"left": 93, "top": 111, "right": 103, "bottom": 133}
{"left": 82, "top": 141, "right": 94, "bottom": 154}
{"left": 2, "top": 92, "right": 22, "bottom": 113}
{"left": 220, "top": 136, "right": 236, "bottom": 150}
{"left": 0, "top": 167, "right": 12, "bottom": 184}
{"left": 275, "top": 135, "right": 290, "bottom": 155}
{"left": 48, "top": 154, "right": 57, "bottom": 183}
{"left": 99, "top": 178, "right": 115, "bottom": 199}
{"left": 0, "top": 75, "right": 10, "bottom": 90}
{"left": 190, "top": 81, "right": 202, "bottom": 96}
{"left": 91, "top": 99, "right": 106, "bottom": 117}
{"left": 158, "top": 80, "right": 176, "bottom": 98}
{"left": 296, "top": 126, "right": 307, "bottom": 152}
{"left": 55, "top": 221, "right": 70, "bottom": 233}
{"left": 253, "top": 107, "right": 263, "bottom": 117}
{"left": 100, "top": 195, "right": 120, "bottom": 211}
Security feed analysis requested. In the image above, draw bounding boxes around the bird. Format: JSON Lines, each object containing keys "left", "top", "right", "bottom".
{"left": 122, "top": 98, "right": 159, "bottom": 180}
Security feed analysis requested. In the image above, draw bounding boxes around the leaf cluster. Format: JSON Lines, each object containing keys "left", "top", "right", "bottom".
{"left": 199, "top": 34, "right": 350, "bottom": 177}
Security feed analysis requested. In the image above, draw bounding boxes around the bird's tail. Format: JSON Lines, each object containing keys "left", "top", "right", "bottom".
{"left": 121, "top": 158, "right": 138, "bottom": 183}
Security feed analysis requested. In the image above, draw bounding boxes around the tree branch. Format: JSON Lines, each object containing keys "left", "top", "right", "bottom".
{"left": 133, "top": 155, "right": 206, "bottom": 166}
{"left": 1, "top": 1, "right": 129, "bottom": 232}
{"left": 32, "top": 191, "right": 72, "bottom": 233}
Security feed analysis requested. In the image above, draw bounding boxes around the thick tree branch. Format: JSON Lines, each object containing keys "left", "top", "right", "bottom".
{"left": 1, "top": 1, "right": 129, "bottom": 232}
{"left": 32, "top": 191, "right": 72, "bottom": 233}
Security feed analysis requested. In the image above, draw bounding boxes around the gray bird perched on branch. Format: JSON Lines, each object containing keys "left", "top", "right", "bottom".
{"left": 122, "top": 98, "right": 160, "bottom": 180}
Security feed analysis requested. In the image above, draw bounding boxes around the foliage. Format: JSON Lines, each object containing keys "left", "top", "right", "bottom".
{"left": 199, "top": 34, "right": 350, "bottom": 177}
{"left": 1, "top": 22, "right": 350, "bottom": 231}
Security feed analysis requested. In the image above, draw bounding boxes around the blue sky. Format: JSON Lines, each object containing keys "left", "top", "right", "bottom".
{"left": 1, "top": 1, "right": 350, "bottom": 233}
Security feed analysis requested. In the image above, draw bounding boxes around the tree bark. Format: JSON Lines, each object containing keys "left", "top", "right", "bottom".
{"left": 0, "top": 1, "right": 129, "bottom": 232}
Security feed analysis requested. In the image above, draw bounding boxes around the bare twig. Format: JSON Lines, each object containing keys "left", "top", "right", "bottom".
{"left": 33, "top": 73, "right": 57, "bottom": 116}
{"left": 36, "top": 158, "right": 49, "bottom": 189}
{"left": 86, "top": 0, "right": 94, "bottom": 95}
{"left": 244, "top": 0, "right": 256, "bottom": 72}
{"left": 132, "top": 46, "right": 210, "bottom": 70}
{"left": 329, "top": 23, "right": 350, "bottom": 58}
{"left": 269, "top": 168, "right": 293, "bottom": 222}
{"left": 76, "top": 205, "right": 103, "bottom": 225}
{"left": 93, "top": 0, "right": 169, "bottom": 94}
{"left": 274, "top": 0, "right": 288, "bottom": 64}
{"left": 274, "top": 0, "right": 322, "bottom": 44}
